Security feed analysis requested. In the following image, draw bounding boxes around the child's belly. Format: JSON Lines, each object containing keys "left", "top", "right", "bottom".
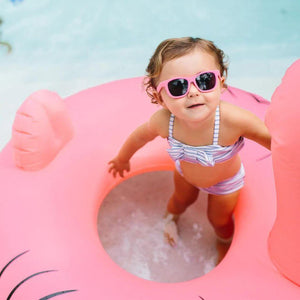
{"left": 180, "top": 155, "right": 242, "bottom": 188}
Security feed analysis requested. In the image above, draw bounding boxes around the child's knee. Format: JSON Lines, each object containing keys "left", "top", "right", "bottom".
{"left": 167, "top": 193, "right": 196, "bottom": 214}
{"left": 207, "top": 212, "right": 233, "bottom": 229}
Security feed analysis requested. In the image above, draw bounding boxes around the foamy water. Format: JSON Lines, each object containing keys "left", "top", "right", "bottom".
{"left": 98, "top": 171, "right": 218, "bottom": 282}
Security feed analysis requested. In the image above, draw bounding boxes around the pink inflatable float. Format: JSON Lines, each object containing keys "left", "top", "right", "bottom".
{"left": 0, "top": 60, "right": 299, "bottom": 299}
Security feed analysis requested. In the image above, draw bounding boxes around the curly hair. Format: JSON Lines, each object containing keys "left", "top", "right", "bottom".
{"left": 144, "top": 37, "right": 229, "bottom": 104}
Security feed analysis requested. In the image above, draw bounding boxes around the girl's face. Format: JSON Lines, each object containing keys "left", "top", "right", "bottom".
{"left": 156, "top": 48, "right": 225, "bottom": 124}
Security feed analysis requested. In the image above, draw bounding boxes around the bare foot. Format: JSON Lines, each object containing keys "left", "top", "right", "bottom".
{"left": 163, "top": 213, "right": 179, "bottom": 247}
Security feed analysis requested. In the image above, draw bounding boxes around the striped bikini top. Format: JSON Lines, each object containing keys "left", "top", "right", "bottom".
{"left": 167, "top": 106, "right": 244, "bottom": 167}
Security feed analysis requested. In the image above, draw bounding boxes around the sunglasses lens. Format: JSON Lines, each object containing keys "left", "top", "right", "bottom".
{"left": 168, "top": 79, "right": 188, "bottom": 97}
{"left": 196, "top": 72, "right": 216, "bottom": 91}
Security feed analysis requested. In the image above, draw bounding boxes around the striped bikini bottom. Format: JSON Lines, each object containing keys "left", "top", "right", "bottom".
{"left": 175, "top": 160, "right": 245, "bottom": 195}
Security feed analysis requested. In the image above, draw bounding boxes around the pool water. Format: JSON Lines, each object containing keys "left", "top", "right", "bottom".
{"left": 98, "top": 171, "right": 218, "bottom": 282}
{"left": 0, "top": 0, "right": 299, "bottom": 149}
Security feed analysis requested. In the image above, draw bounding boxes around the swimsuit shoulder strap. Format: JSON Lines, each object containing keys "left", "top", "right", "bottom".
{"left": 168, "top": 113, "right": 175, "bottom": 138}
{"left": 212, "top": 105, "right": 220, "bottom": 145}
{"left": 169, "top": 107, "right": 219, "bottom": 143}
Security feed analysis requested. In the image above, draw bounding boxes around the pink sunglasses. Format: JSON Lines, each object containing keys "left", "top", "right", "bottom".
{"left": 156, "top": 70, "right": 221, "bottom": 99}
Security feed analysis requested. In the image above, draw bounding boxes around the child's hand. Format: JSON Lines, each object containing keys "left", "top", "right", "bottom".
{"left": 108, "top": 157, "right": 130, "bottom": 178}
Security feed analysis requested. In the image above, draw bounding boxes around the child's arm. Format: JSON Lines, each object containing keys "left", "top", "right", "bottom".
{"left": 243, "top": 114, "right": 271, "bottom": 150}
{"left": 108, "top": 110, "right": 167, "bottom": 177}
{"left": 232, "top": 105, "right": 271, "bottom": 150}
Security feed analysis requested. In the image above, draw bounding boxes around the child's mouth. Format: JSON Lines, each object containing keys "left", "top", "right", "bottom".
{"left": 187, "top": 103, "right": 204, "bottom": 109}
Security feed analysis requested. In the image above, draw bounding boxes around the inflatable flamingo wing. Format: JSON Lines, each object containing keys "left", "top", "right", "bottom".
{"left": 12, "top": 90, "right": 73, "bottom": 171}
{"left": 266, "top": 59, "right": 300, "bottom": 286}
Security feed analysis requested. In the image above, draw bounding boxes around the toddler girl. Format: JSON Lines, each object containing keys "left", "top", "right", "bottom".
{"left": 109, "top": 37, "right": 271, "bottom": 256}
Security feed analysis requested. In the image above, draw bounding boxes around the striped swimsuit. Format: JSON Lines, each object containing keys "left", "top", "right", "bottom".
{"left": 167, "top": 106, "right": 245, "bottom": 195}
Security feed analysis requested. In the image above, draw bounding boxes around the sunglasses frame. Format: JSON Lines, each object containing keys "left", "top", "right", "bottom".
{"left": 156, "top": 70, "right": 221, "bottom": 99}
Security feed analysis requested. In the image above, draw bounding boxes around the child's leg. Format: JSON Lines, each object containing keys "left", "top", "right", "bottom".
{"left": 207, "top": 190, "right": 240, "bottom": 263}
{"left": 167, "top": 169, "right": 199, "bottom": 215}
{"left": 207, "top": 190, "right": 240, "bottom": 240}
{"left": 164, "top": 169, "right": 199, "bottom": 246}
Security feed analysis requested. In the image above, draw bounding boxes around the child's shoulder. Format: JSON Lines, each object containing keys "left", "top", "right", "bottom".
{"left": 149, "top": 108, "right": 170, "bottom": 138}
{"left": 220, "top": 100, "right": 264, "bottom": 136}
{"left": 220, "top": 100, "right": 243, "bottom": 112}
{"left": 220, "top": 100, "right": 253, "bottom": 124}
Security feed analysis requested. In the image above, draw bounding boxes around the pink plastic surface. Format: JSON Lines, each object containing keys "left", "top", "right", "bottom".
{"left": 12, "top": 90, "right": 73, "bottom": 171}
{"left": 0, "top": 70, "right": 299, "bottom": 299}
{"left": 266, "top": 59, "right": 300, "bottom": 285}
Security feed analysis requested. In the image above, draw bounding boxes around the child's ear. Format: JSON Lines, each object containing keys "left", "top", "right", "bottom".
{"left": 220, "top": 76, "right": 227, "bottom": 93}
{"left": 153, "top": 91, "right": 166, "bottom": 108}
{"left": 220, "top": 76, "right": 226, "bottom": 86}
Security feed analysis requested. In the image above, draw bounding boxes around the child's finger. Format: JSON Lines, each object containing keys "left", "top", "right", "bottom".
{"left": 108, "top": 165, "right": 115, "bottom": 173}
{"left": 108, "top": 161, "right": 114, "bottom": 170}
{"left": 108, "top": 160, "right": 115, "bottom": 166}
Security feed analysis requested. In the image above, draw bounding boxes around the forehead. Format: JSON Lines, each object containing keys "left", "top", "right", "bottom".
{"left": 159, "top": 49, "right": 219, "bottom": 81}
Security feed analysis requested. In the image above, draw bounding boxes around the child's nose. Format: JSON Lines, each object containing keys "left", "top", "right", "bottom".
{"left": 188, "top": 83, "right": 200, "bottom": 97}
